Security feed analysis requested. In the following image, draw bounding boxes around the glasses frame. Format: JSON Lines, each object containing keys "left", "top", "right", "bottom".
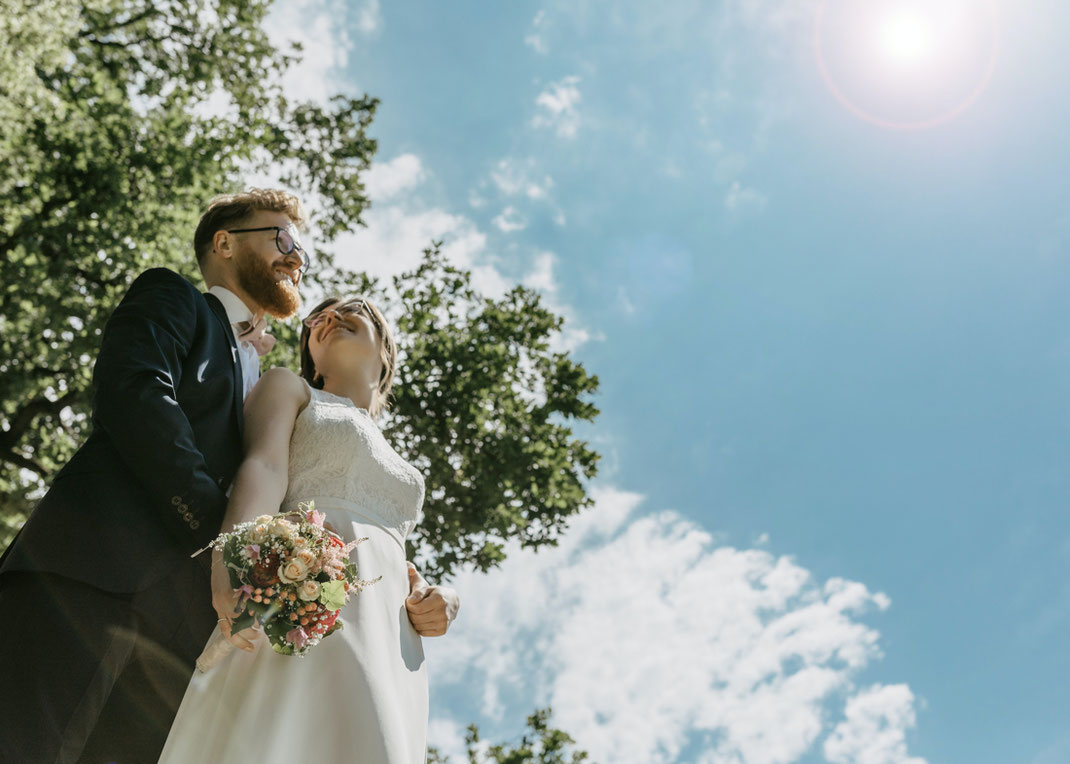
{"left": 226, "top": 225, "right": 310, "bottom": 273}
{"left": 302, "top": 299, "right": 371, "bottom": 331}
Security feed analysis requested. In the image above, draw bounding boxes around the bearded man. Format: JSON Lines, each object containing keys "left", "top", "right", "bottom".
{"left": 0, "top": 189, "right": 308, "bottom": 763}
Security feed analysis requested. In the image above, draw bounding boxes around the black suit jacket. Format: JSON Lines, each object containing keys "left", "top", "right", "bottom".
{"left": 1, "top": 268, "right": 246, "bottom": 592}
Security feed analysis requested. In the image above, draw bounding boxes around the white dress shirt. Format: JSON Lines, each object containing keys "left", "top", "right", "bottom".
{"left": 207, "top": 285, "right": 261, "bottom": 399}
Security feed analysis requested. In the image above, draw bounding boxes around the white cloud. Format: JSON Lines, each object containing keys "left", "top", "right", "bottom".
{"left": 490, "top": 158, "right": 554, "bottom": 200}
{"left": 520, "top": 251, "right": 592, "bottom": 352}
{"left": 524, "top": 10, "right": 549, "bottom": 54}
{"left": 724, "top": 180, "right": 768, "bottom": 215}
{"left": 186, "top": 0, "right": 356, "bottom": 122}
{"left": 492, "top": 206, "right": 527, "bottom": 234}
{"left": 268, "top": 0, "right": 355, "bottom": 104}
{"left": 355, "top": 0, "right": 382, "bottom": 35}
{"left": 428, "top": 717, "right": 468, "bottom": 763}
{"left": 426, "top": 486, "right": 923, "bottom": 764}
{"left": 480, "top": 157, "right": 565, "bottom": 231}
{"left": 363, "top": 154, "right": 427, "bottom": 203}
{"left": 824, "top": 685, "right": 927, "bottom": 764}
{"left": 331, "top": 203, "right": 507, "bottom": 296}
{"left": 532, "top": 75, "right": 583, "bottom": 139}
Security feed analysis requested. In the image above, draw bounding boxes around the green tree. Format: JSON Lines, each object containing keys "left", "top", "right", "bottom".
{"left": 0, "top": 0, "right": 600, "bottom": 578}
{"left": 0, "top": 0, "right": 376, "bottom": 543}
{"left": 427, "top": 709, "right": 590, "bottom": 764}
{"left": 384, "top": 246, "right": 599, "bottom": 578}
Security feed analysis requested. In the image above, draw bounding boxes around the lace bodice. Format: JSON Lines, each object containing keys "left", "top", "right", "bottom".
{"left": 283, "top": 387, "right": 425, "bottom": 540}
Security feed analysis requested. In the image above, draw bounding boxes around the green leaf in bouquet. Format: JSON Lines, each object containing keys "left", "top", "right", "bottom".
{"left": 230, "top": 611, "right": 256, "bottom": 634}
{"left": 263, "top": 617, "right": 291, "bottom": 642}
{"left": 319, "top": 580, "right": 347, "bottom": 611}
{"left": 271, "top": 642, "right": 294, "bottom": 656}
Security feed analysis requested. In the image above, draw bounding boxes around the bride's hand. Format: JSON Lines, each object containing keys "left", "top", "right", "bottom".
{"left": 210, "top": 549, "right": 258, "bottom": 652}
{"left": 404, "top": 562, "right": 460, "bottom": 637}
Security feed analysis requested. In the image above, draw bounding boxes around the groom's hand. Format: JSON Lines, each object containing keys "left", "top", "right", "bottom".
{"left": 405, "top": 562, "right": 460, "bottom": 637}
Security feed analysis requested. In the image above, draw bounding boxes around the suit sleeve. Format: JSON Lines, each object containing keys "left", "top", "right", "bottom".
{"left": 91, "top": 268, "right": 227, "bottom": 553}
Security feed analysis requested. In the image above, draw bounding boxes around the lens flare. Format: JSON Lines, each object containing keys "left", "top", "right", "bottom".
{"left": 879, "top": 12, "right": 934, "bottom": 66}
{"left": 815, "top": 0, "right": 1000, "bottom": 130}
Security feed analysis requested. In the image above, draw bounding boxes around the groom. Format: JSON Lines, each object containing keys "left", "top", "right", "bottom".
{"left": 0, "top": 189, "right": 310, "bottom": 763}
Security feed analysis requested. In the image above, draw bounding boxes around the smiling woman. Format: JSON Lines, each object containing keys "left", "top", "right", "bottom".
{"left": 814, "top": 0, "right": 1001, "bottom": 130}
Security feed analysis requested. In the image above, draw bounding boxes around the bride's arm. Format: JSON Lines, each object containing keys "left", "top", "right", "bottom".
{"left": 405, "top": 562, "right": 460, "bottom": 637}
{"left": 211, "top": 367, "right": 310, "bottom": 649}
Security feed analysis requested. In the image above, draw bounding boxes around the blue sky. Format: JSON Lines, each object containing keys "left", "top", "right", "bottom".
{"left": 266, "top": 1, "right": 1070, "bottom": 761}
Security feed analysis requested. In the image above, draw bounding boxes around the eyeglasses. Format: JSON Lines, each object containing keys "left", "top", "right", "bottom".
{"left": 226, "top": 225, "right": 310, "bottom": 273}
{"left": 302, "top": 299, "right": 370, "bottom": 331}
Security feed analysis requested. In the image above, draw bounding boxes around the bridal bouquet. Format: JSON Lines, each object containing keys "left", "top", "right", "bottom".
{"left": 195, "top": 501, "right": 380, "bottom": 671}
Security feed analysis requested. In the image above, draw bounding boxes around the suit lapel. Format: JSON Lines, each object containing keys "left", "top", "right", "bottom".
{"left": 204, "top": 292, "right": 246, "bottom": 440}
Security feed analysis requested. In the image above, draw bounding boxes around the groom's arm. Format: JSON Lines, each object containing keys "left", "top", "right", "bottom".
{"left": 91, "top": 268, "right": 227, "bottom": 553}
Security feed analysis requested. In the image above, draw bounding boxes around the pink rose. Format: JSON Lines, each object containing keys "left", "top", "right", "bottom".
{"left": 286, "top": 626, "right": 310, "bottom": 650}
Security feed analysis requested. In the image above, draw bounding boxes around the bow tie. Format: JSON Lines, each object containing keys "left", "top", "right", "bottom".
{"left": 235, "top": 317, "right": 276, "bottom": 357}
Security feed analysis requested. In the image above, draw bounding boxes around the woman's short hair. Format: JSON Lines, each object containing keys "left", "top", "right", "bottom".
{"left": 299, "top": 296, "right": 397, "bottom": 417}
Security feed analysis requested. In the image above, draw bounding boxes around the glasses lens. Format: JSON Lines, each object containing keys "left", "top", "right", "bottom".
{"left": 277, "top": 228, "right": 311, "bottom": 272}
{"left": 304, "top": 308, "right": 348, "bottom": 329}
{"left": 276, "top": 228, "right": 295, "bottom": 255}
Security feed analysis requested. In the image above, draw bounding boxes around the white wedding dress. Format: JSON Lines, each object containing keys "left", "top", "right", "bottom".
{"left": 159, "top": 386, "right": 428, "bottom": 763}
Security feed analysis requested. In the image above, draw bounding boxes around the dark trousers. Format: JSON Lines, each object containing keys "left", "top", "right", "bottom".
{"left": 0, "top": 562, "right": 215, "bottom": 764}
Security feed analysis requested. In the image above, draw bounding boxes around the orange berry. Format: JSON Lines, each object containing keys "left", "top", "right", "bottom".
{"left": 289, "top": 613, "right": 298, "bottom": 621}
{"left": 288, "top": 592, "right": 297, "bottom": 601}
{"left": 300, "top": 617, "right": 309, "bottom": 626}
{"left": 265, "top": 588, "right": 275, "bottom": 597}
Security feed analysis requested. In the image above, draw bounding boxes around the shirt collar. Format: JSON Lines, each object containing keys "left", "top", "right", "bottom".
{"left": 207, "top": 285, "right": 255, "bottom": 327}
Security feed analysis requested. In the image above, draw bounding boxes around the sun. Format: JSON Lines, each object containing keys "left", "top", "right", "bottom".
{"left": 878, "top": 11, "right": 934, "bottom": 67}
{"left": 814, "top": 0, "right": 1000, "bottom": 130}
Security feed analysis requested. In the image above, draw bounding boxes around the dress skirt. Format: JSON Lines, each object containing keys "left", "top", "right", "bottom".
{"left": 158, "top": 498, "right": 428, "bottom": 764}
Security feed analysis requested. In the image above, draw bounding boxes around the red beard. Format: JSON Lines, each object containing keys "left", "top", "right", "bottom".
{"left": 235, "top": 246, "right": 300, "bottom": 319}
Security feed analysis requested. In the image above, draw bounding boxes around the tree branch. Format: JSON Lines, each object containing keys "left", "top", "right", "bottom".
{"left": 0, "top": 450, "right": 47, "bottom": 478}
{"left": 79, "top": 7, "right": 160, "bottom": 39}
{"left": 0, "top": 390, "right": 82, "bottom": 454}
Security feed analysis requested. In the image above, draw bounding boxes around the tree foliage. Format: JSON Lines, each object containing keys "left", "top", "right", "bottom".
{"left": 427, "top": 709, "right": 590, "bottom": 764}
{"left": 0, "top": 0, "right": 377, "bottom": 544}
{"left": 386, "top": 247, "right": 599, "bottom": 578}
{"left": 0, "top": 0, "right": 600, "bottom": 579}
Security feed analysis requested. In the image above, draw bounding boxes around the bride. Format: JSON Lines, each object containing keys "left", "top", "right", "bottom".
{"left": 159, "top": 295, "right": 458, "bottom": 763}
